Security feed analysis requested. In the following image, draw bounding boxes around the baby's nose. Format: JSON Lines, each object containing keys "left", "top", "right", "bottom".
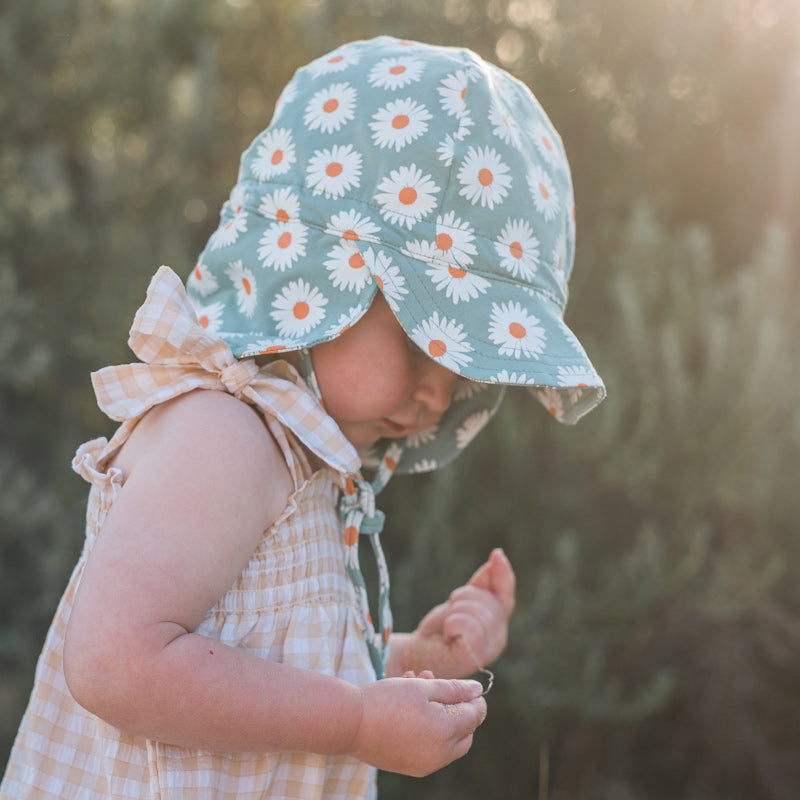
{"left": 415, "top": 360, "right": 458, "bottom": 415}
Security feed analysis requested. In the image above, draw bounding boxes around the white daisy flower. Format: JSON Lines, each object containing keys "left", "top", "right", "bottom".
{"left": 367, "top": 56, "right": 426, "bottom": 89}
{"left": 251, "top": 128, "right": 296, "bottom": 180}
{"left": 552, "top": 229, "right": 568, "bottom": 274}
{"left": 488, "top": 301, "right": 547, "bottom": 358}
{"left": 270, "top": 278, "right": 328, "bottom": 338}
{"left": 491, "top": 369, "right": 534, "bottom": 385}
{"left": 272, "top": 83, "right": 298, "bottom": 120}
{"left": 306, "top": 144, "right": 362, "bottom": 199}
{"left": 225, "top": 260, "right": 258, "bottom": 318}
{"left": 552, "top": 230, "right": 569, "bottom": 291}
{"left": 532, "top": 121, "right": 560, "bottom": 166}
{"left": 489, "top": 100, "right": 521, "bottom": 147}
{"left": 324, "top": 305, "right": 365, "bottom": 337}
{"left": 558, "top": 365, "right": 596, "bottom": 387}
{"left": 455, "top": 409, "right": 491, "bottom": 449}
{"left": 532, "top": 386, "right": 564, "bottom": 419}
{"left": 306, "top": 46, "right": 361, "bottom": 78}
{"left": 229, "top": 185, "right": 247, "bottom": 213}
{"left": 435, "top": 211, "right": 478, "bottom": 267}
{"left": 457, "top": 146, "right": 512, "bottom": 209}
{"left": 424, "top": 260, "right": 490, "bottom": 304}
{"left": 374, "top": 165, "right": 440, "bottom": 230}
{"left": 437, "top": 133, "right": 457, "bottom": 166}
{"left": 488, "top": 65, "right": 515, "bottom": 95}
{"left": 258, "top": 187, "right": 300, "bottom": 223}
{"left": 209, "top": 212, "right": 247, "bottom": 250}
{"left": 210, "top": 186, "right": 248, "bottom": 250}
{"left": 325, "top": 241, "right": 373, "bottom": 292}
{"left": 244, "top": 337, "right": 295, "bottom": 356}
{"left": 558, "top": 321, "right": 588, "bottom": 355}
{"left": 378, "top": 444, "right": 403, "bottom": 482}
{"left": 192, "top": 300, "right": 225, "bottom": 334}
{"left": 405, "top": 425, "right": 438, "bottom": 448}
{"left": 408, "top": 458, "right": 439, "bottom": 474}
{"left": 410, "top": 312, "right": 474, "bottom": 372}
{"left": 187, "top": 262, "right": 219, "bottom": 297}
{"left": 257, "top": 220, "right": 308, "bottom": 272}
{"left": 494, "top": 219, "right": 540, "bottom": 280}
{"left": 369, "top": 98, "right": 432, "bottom": 152}
{"left": 365, "top": 247, "right": 408, "bottom": 311}
{"left": 527, "top": 164, "right": 560, "bottom": 221}
{"left": 455, "top": 114, "right": 474, "bottom": 140}
{"left": 453, "top": 377, "right": 488, "bottom": 401}
{"left": 438, "top": 69, "right": 472, "bottom": 118}
{"left": 325, "top": 209, "right": 381, "bottom": 243}
{"left": 304, "top": 82, "right": 357, "bottom": 134}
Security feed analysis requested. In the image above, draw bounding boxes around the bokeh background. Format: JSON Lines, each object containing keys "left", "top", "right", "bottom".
{"left": 2, "top": 0, "right": 799, "bottom": 797}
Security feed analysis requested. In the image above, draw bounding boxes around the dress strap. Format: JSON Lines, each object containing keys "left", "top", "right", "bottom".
{"left": 297, "top": 349, "right": 402, "bottom": 678}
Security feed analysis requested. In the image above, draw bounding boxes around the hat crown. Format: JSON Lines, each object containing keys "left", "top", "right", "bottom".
{"left": 229, "top": 36, "right": 574, "bottom": 310}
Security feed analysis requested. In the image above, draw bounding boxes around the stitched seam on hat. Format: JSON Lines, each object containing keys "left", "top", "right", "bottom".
{"left": 234, "top": 186, "right": 567, "bottom": 308}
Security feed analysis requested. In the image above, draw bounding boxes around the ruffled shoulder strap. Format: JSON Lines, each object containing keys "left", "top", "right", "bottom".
{"left": 90, "top": 266, "right": 360, "bottom": 477}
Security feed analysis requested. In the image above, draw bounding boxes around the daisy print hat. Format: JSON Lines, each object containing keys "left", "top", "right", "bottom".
{"left": 187, "top": 36, "right": 606, "bottom": 473}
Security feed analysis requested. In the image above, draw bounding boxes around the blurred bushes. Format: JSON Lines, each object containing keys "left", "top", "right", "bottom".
{"left": 2, "top": 0, "right": 799, "bottom": 797}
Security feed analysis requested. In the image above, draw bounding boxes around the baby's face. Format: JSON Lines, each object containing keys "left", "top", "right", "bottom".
{"left": 310, "top": 292, "right": 459, "bottom": 451}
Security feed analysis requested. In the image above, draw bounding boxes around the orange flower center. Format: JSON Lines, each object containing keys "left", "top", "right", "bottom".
{"left": 428, "top": 339, "right": 447, "bottom": 358}
{"left": 392, "top": 114, "right": 410, "bottom": 129}
{"left": 436, "top": 232, "right": 453, "bottom": 251}
{"left": 398, "top": 186, "right": 417, "bottom": 205}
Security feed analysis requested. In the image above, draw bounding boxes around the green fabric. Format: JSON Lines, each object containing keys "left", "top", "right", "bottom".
{"left": 186, "top": 36, "right": 605, "bottom": 477}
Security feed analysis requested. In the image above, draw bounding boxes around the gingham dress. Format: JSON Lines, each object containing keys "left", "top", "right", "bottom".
{"left": 1, "top": 269, "right": 377, "bottom": 800}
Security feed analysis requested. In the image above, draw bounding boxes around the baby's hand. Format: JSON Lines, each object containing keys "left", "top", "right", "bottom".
{"left": 405, "top": 548, "right": 516, "bottom": 678}
{"left": 349, "top": 677, "right": 487, "bottom": 776}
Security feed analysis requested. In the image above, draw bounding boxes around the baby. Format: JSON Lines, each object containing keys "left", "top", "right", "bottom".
{"left": 1, "top": 36, "right": 604, "bottom": 800}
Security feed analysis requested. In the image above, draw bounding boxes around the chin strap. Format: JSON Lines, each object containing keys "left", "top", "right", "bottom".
{"left": 297, "top": 348, "right": 401, "bottom": 679}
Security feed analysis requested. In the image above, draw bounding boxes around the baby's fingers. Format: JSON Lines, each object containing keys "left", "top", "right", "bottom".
{"left": 425, "top": 677, "right": 485, "bottom": 706}
{"left": 468, "top": 548, "right": 516, "bottom": 617}
{"left": 352, "top": 678, "right": 486, "bottom": 777}
{"left": 426, "top": 679, "right": 487, "bottom": 732}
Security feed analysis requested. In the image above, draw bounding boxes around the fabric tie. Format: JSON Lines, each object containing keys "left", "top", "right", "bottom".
{"left": 220, "top": 359, "right": 260, "bottom": 397}
{"left": 297, "top": 349, "right": 402, "bottom": 678}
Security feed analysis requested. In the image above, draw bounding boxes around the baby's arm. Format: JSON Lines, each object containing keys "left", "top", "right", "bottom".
{"left": 387, "top": 548, "right": 516, "bottom": 679}
{"left": 63, "top": 390, "right": 485, "bottom": 774}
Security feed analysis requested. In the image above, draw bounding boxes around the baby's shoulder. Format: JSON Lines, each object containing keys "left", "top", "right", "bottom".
{"left": 111, "top": 389, "right": 293, "bottom": 525}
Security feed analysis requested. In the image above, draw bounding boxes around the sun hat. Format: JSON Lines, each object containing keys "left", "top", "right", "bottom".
{"left": 186, "top": 35, "right": 605, "bottom": 476}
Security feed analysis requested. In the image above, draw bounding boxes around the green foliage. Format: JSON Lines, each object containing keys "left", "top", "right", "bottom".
{"left": 2, "top": 0, "right": 799, "bottom": 797}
